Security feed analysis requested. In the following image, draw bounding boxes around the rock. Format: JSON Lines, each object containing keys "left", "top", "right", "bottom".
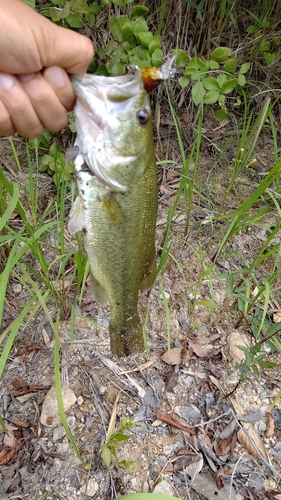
{"left": 53, "top": 425, "right": 66, "bottom": 441}
{"left": 40, "top": 385, "right": 77, "bottom": 427}
{"left": 153, "top": 479, "right": 176, "bottom": 496}
{"left": 80, "top": 479, "right": 99, "bottom": 497}
{"left": 227, "top": 331, "right": 250, "bottom": 364}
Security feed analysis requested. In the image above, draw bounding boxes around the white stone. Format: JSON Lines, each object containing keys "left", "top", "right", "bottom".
{"left": 40, "top": 384, "right": 77, "bottom": 427}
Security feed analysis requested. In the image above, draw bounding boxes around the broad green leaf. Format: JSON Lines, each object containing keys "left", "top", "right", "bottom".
{"left": 178, "top": 76, "right": 190, "bottom": 88}
{"left": 105, "top": 39, "right": 118, "bottom": 55}
{"left": 187, "top": 57, "right": 206, "bottom": 71}
{"left": 211, "top": 47, "right": 232, "bottom": 63}
{"left": 239, "top": 62, "right": 251, "bottom": 74}
{"left": 87, "top": 12, "right": 96, "bottom": 25}
{"left": 106, "top": 61, "right": 126, "bottom": 75}
{"left": 96, "top": 46, "right": 106, "bottom": 57}
{"left": 133, "top": 16, "right": 148, "bottom": 33}
{"left": 217, "top": 73, "right": 227, "bottom": 88}
{"left": 216, "top": 107, "right": 227, "bottom": 121}
{"left": 50, "top": 0, "right": 66, "bottom": 6}
{"left": 131, "top": 5, "right": 149, "bottom": 18}
{"left": 136, "top": 31, "right": 154, "bottom": 47}
{"left": 109, "top": 17, "right": 123, "bottom": 42}
{"left": 121, "top": 21, "right": 134, "bottom": 40}
{"left": 173, "top": 49, "right": 188, "bottom": 67}
{"left": 237, "top": 74, "right": 246, "bottom": 86}
{"left": 203, "top": 76, "right": 220, "bottom": 90}
{"left": 203, "top": 90, "right": 220, "bottom": 104}
{"left": 209, "top": 59, "right": 219, "bottom": 70}
{"left": 220, "top": 79, "right": 237, "bottom": 94}
{"left": 48, "top": 2, "right": 70, "bottom": 21}
{"left": 223, "top": 57, "right": 238, "bottom": 74}
{"left": 112, "top": 0, "right": 133, "bottom": 5}
{"left": 151, "top": 48, "right": 163, "bottom": 67}
{"left": 22, "top": 0, "right": 35, "bottom": 7}
{"left": 136, "top": 45, "right": 150, "bottom": 61}
{"left": 88, "top": 4, "right": 102, "bottom": 13}
{"left": 192, "top": 81, "right": 205, "bottom": 105}
{"left": 71, "top": 0, "right": 88, "bottom": 14}
{"left": 101, "top": 444, "right": 111, "bottom": 466}
{"left": 149, "top": 36, "right": 161, "bottom": 53}
{"left": 66, "top": 13, "right": 84, "bottom": 28}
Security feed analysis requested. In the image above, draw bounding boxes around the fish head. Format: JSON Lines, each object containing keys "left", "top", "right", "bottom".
{"left": 72, "top": 70, "right": 154, "bottom": 192}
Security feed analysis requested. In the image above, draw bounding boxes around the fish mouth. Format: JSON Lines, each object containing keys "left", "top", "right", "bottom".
{"left": 71, "top": 69, "right": 147, "bottom": 192}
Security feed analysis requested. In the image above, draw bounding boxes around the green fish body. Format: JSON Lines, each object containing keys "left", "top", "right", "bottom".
{"left": 69, "top": 71, "right": 157, "bottom": 356}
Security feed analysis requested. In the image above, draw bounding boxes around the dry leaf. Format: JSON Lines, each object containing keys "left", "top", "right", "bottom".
{"left": 161, "top": 347, "right": 182, "bottom": 365}
{"left": 215, "top": 438, "right": 230, "bottom": 456}
{"left": 164, "top": 370, "right": 178, "bottom": 392}
{"left": 266, "top": 413, "right": 275, "bottom": 438}
{"left": 237, "top": 428, "right": 260, "bottom": 460}
{"left": 229, "top": 396, "right": 269, "bottom": 461}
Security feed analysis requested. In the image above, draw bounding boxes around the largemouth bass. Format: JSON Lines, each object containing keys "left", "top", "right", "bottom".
{"left": 69, "top": 61, "right": 173, "bottom": 357}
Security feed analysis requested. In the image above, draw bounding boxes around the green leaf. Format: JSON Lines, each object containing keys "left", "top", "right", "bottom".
{"left": 237, "top": 74, "right": 246, "bottom": 86}
{"left": 101, "top": 444, "right": 111, "bottom": 466}
{"left": 133, "top": 16, "right": 148, "bottom": 33}
{"left": 87, "top": 12, "right": 96, "bottom": 25}
{"left": 66, "top": 13, "right": 84, "bottom": 28}
{"left": 109, "top": 17, "right": 123, "bottom": 42}
{"left": 251, "top": 364, "right": 259, "bottom": 377}
{"left": 149, "top": 36, "right": 161, "bottom": 53}
{"left": 151, "top": 48, "right": 163, "bottom": 67}
{"left": 112, "top": 0, "right": 133, "bottom": 5}
{"left": 131, "top": 5, "right": 149, "bottom": 19}
{"left": 89, "top": 4, "right": 102, "bottom": 13}
{"left": 178, "top": 76, "right": 190, "bottom": 88}
{"left": 220, "top": 79, "right": 237, "bottom": 94}
{"left": 187, "top": 57, "right": 206, "bottom": 71}
{"left": 203, "top": 90, "right": 220, "bottom": 104}
{"left": 203, "top": 76, "right": 220, "bottom": 90}
{"left": 209, "top": 59, "right": 219, "bottom": 70}
{"left": 216, "top": 107, "right": 227, "bottom": 121}
{"left": 211, "top": 47, "right": 232, "bottom": 63}
{"left": 136, "top": 31, "right": 154, "bottom": 47}
{"left": 106, "top": 61, "right": 126, "bottom": 76}
{"left": 70, "top": 0, "right": 89, "bottom": 14}
{"left": 173, "top": 49, "right": 188, "bottom": 67}
{"left": 217, "top": 73, "right": 227, "bottom": 88}
{"left": 121, "top": 21, "right": 134, "bottom": 40}
{"left": 136, "top": 45, "right": 150, "bottom": 61}
{"left": 223, "top": 57, "right": 238, "bottom": 74}
{"left": 192, "top": 81, "right": 205, "bottom": 105}
{"left": 96, "top": 46, "right": 106, "bottom": 57}
{"left": 22, "top": 0, "right": 35, "bottom": 7}
{"left": 48, "top": 2, "right": 70, "bottom": 22}
{"left": 239, "top": 62, "right": 251, "bottom": 74}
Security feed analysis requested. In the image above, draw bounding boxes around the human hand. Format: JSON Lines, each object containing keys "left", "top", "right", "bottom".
{"left": 0, "top": 0, "right": 94, "bottom": 138}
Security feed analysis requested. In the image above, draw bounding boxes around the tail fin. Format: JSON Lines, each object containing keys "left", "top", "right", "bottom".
{"left": 109, "top": 313, "right": 144, "bottom": 356}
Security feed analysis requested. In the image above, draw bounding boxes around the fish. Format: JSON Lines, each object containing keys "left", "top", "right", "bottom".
{"left": 69, "top": 59, "right": 174, "bottom": 357}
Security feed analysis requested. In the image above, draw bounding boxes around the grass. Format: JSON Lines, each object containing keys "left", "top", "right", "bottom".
{"left": 1, "top": 0, "right": 281, "bottom": 471}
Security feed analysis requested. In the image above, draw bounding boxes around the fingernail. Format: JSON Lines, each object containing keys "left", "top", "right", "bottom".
{"left": 18, "top": 73, "right": 36, "bottom": 82}
{"left": 44, "top": 66, "right": 67, "bottom": 88}
{"left": 0, "top": 73, "right": 15, "bottom": 90}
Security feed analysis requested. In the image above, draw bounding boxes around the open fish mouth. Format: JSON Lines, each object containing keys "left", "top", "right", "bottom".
{"left": 71, "top": 69, "right": 147, "bottom": 192}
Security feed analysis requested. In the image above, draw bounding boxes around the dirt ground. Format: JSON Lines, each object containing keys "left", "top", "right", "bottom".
{"left": 1, "top": 98, "right": 281, "bottom": 500}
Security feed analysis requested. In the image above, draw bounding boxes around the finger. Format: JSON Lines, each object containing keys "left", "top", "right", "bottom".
{"left": 0, "top": 98, "right": 15, "bottom": 137}
{"left": 18, "top": 71, "right": 69, "bottom": 132}
{"left": 0, "top": 72, "right": 43, "bottom": 138}
{"left": 43, "top": 66, "right": 75, "bottom": 111}
{"left": 40, "top": 25, "right": 94, "bottom": 75}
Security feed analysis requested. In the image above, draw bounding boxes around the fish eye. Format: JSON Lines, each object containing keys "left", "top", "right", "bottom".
{"left": 136, "top": 109, "right": 149, "bottom": 125}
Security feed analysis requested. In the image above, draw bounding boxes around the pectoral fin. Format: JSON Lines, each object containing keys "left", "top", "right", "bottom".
{"left": 99, "top": 194, "right": 125, "bottom": 224}
{"left": 68, "top": 196, "right": 86, "bottom": 235}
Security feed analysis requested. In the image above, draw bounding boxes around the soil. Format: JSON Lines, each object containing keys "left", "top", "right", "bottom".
{"left": 1, "top": 82, "right": 281, "bottom": 500}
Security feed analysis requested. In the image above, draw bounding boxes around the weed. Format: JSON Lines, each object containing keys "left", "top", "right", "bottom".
{"left": 101, "top": 418, "right": 137, "bottom": 468}
{"left": 174, "top": 47, "right": 250, "bottom": 121}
